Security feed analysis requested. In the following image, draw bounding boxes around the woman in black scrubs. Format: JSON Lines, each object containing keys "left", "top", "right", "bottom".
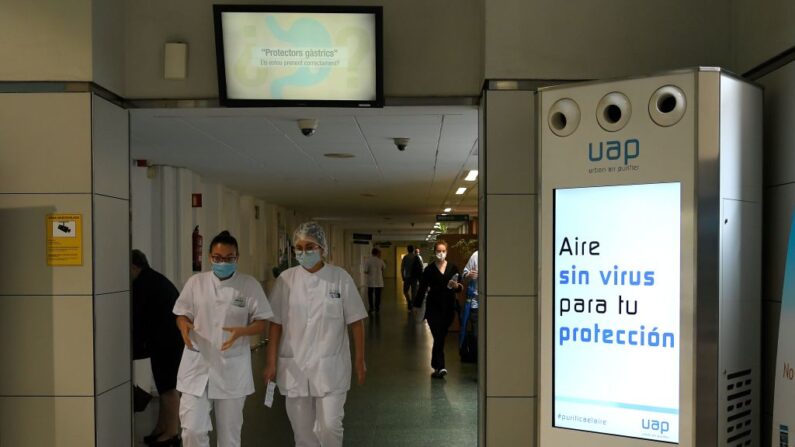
{"left": 413, "top": 240, "right": 463, "bottom": 378}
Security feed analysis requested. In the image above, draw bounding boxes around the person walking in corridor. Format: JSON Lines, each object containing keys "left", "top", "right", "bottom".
{"left": 400, "top": 245, "right": 422, "bottom": 310}
{"left": 264, "top": 221, "right": 368, "bottom": 447}
{"left": 364, "top": 247, "right": 386, "bottom": 313}
{"left": 132, "top": 249, "right": 183, "bottom": 446}
{"left": 413, "top": 240, "right": 463, "bottom": 378}
{"left": 173, "top": 231, "right": 273, "bottom": 447}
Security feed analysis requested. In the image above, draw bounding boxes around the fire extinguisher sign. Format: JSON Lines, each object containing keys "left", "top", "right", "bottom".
{"left": 46, "top": 214, "right": 83, "bottom": 266}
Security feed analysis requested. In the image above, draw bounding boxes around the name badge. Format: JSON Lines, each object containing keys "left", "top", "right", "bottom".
{"left": 232, "top": 297, "right": 247, "bottom": 308}
{"left": 328, "top": 291, "right": 341, "bottom": 299}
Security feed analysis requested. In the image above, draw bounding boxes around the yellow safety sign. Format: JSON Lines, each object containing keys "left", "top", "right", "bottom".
{"left": 46, "top": 214, "right": 83, "bottom": 266}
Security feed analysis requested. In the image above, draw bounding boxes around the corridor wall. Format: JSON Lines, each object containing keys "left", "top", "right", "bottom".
{"left": 0, "top": 93, "right": 131, "bottom": 446}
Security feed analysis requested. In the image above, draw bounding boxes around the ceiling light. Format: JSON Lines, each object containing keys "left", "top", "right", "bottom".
{"left": 465, "top": 170, "right": 478, "bottom": 181}
{"left": 443, "top": 207, "right": 452, "bottom": 213}
{"left": 324, "top": 153, "right": 355, "bottom": 159}
{"left": 455, "top": 187, "right": 467, "bottom": 195}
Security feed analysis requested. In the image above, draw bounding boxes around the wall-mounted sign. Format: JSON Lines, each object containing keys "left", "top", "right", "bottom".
{"left": 436, "top": 214, "right": 469, "bottom": 222}
{"left": 554, "top": 183, "right": 680, "bottom": 443}
{"left": 772, "top": 213, "right": 795, "bottom": 445}
{"left": 353, "top": 233, "right": 372, "bottom": 240}
{"left": 46, "top": 214, "right": 83, "bottom": 266}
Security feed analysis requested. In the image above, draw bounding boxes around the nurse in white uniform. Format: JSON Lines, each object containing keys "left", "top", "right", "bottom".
{"left": 173, "top": 230, "right": 273, "bottom": 447}
{"left": 264, "top": 222, "right": 368, "bottom": 447}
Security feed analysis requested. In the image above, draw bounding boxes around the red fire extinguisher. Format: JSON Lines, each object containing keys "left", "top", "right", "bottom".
{"left": 192, "top": 226, "right": 203, "bottom": 272}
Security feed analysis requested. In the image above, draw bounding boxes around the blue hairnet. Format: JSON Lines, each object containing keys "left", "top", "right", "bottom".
{"left": 292, "top": 221, "right": 328, "bottom": 255}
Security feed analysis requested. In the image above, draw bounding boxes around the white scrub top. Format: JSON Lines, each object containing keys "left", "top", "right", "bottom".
{"left": 270, "top": 264, "right": 368, "bottom": 398}
{"left": 173, "top": 271, "right": 273, "bottom": 399}
{"left": 363, "top": 256, "right": 385, "bottom": 288}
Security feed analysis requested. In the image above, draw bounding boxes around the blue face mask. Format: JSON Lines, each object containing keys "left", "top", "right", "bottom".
{"left": 296, "top": 250, "right": 322, "bottom": 270}
{"left": 211, "top": 262, "right": 237, "bottom": 279}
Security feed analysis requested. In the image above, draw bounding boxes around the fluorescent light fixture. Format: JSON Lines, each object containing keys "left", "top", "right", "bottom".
{"left": 455, "top": 187, "right": 467, "bottom": 195}
{"left": 443, "top": 207, "right": 452, "bottom": 213}
{"left": 464, "top": 170, "right": 478, "bottom": 181}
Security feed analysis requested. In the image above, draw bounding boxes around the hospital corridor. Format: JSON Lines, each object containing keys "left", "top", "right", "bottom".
{"left": 133, "top": 278, "right": 478, "bottom": 446}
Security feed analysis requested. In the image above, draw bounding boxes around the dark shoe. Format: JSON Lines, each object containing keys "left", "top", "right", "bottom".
{"left": 431, "top": 369, "right": 442, "bottom": 378}
{"left": 143, "top": 432, "right": 164, "bottom": 444}
{"left": 439, "top": 368, "right": 448, "bottom": 377}
{"left": 150, "top": 435, "right": 181, "bottom": 446}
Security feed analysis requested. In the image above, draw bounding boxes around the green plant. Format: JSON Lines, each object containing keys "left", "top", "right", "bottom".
{"left": 452, "top": 238, "right": 478, "bottom": 261}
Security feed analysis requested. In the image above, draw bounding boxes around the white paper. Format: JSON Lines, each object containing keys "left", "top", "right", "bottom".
{"left": 264, "top": 381, "right": 276, "bottom": 408}
{"left": 192, "top": 330, "right": 224, "bottom": 372}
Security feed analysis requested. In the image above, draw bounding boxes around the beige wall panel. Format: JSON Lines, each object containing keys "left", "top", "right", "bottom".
{"left": 0, "top": 194, "right": 93, "bottom": 296}
{"left": 0, "top": 396, "right": 94, "bottom": 446}
{"left": 486, "top": 397, "right": 536, "bottom": 446}
{"left": 0, "top": 93, "right": 92, "bottom": 193}
{"left": 124, "top": 0, "right": 482, "bottom": 98}
{"left": 485, "top": 90, "right": 536, "bottom": 195}
{"left": 94, "top": 195, "right": 130, "bottom": 294}
{"left": 92, "top": 0, "right": 126, "bottom": 95}
{"left": 0, "top": 295, "right": 93, "bottom": 396}
{"left": 96, "top": 382, "right": 132, "bottom": 447}
{"left": 485, "top": 0, "right": 731, "bottom": 80}
{"left": 95, "top": 291, "right": 130, "bottom": 394}
{"left": 763, "top": 184, "right": 795, "bottom": 304}
{"left": 763, "top": 299, "right": 781, "bottom": 445}
{"left": 0, "top": 0, "right": 92, "bottom": 81}
{"left": 732, "top": 0, "right": 795, "bottom": 74}
{"left": 759, "top": 61, "right": 795, "bottom": 188}
{"left": 486, "top": 195, "right": 536, "bottom": 296}
{"left": 487, "top": 296, "right": 535, "bottom": 396}
{"left": 92, "top": 95, "right": 130, "bottom": 199}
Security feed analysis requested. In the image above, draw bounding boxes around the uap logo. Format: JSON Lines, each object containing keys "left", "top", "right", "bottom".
{"left": 588, "top": 139, "right": 640, "bottom": 166}
{"left": 641, "top": 417, "right": 670, "bottom": 436}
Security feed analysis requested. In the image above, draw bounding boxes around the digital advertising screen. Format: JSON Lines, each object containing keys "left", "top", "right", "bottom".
{"left": 553, "top": 182, "right": 681, "bottom": 443}
{"left": 214, "top": 6, "right": 383, "bottom": 107}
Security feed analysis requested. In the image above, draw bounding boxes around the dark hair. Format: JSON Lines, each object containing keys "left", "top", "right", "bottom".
{"left": 407, "top": 244, "right": 415, "bottom": 253}
{"left": 131, "top": 249, "right": 149, "bottom": 269}
{"left": 371, "top": 247, "right": 380, "bottom": 256}
{"left": 210, "top": 230, "right": 239, "bottom": 254}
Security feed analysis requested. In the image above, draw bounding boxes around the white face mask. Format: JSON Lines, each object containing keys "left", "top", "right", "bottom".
{"left": 435, "top": 252, "right": 447, "bottom": 261}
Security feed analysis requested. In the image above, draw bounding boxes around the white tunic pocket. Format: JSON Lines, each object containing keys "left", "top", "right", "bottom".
{"left": 324, "top": 297, "right": 343, "bottom": 319}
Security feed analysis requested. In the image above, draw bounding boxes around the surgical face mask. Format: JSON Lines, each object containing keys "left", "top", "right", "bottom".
{"left": 296, "top": 249, "right": 322, "bottom": 269}
{"left": 435, "top": 251, "right": 447, "bottom": 261}
{"left": 212, "top": 261, "right": 236, "bottom": 278}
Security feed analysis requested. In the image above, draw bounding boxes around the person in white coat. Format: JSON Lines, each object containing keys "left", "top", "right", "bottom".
{"left": 363, "top": 247, "right": 385, "bottom": 313}
{"left": 173, "top": 231, "right": 273, "bottom": 447}
{"left": 263, "top": 221, "right": 368, "bottom": 447}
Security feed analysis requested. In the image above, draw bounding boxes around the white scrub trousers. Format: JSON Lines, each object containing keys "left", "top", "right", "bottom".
{"left": 285, "top": 393, "right": 347, "bottom": 447}
{"left": 179, "top": 389, "right": 246, "bottom": 447}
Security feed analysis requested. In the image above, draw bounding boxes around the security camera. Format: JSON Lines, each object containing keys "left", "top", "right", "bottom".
{"left": 298, "top": 119, "right": 318, "bottom": 137}
{"left": 394, "top": 137, "right": 410, "bottom": 151}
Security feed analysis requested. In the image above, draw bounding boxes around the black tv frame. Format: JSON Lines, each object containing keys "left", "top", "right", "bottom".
{"left": 213, "top": 4, "right": 384, "bottom": 108}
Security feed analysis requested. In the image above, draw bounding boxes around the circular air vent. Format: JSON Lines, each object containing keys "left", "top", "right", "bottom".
{"left": 596, "top": 92, "right": 631, "bottom": 132}
{"left": 548, "top": 98, "right": 581, "bottom": 137}
{"left": 649, "top": 85, "right": 686, "bottom": 127}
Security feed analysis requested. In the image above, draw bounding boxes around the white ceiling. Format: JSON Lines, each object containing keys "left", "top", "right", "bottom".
{"left": 130, "top": 105, "right": 479, "bottom": 239}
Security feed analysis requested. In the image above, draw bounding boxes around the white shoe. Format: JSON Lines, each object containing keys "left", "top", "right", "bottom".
{"left": 439, "top": 368, "right": 448, "bottom": 377}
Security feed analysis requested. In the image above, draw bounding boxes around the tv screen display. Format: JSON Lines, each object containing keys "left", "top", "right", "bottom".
{"left": 553, "top": 182, "right": 681, "bottom": 443}
{"left": 213, "top": 5, "right": 383, "bottom": 107}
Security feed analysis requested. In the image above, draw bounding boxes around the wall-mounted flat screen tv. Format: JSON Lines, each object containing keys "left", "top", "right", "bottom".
{"left": 213, "top": 5, "right": 383, "bottom": 107}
